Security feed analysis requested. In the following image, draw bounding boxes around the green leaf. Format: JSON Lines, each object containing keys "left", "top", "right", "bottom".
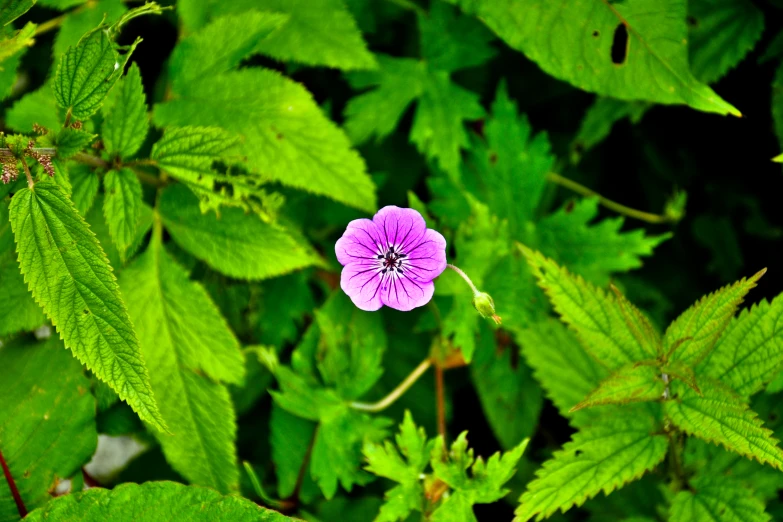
{"left": 534, "top": 198, "right": 670, "bottom": 285}
{"left": 517, "top": 319, "right": 608, "bottom": 421}
{"left": 102, "top": 63, "right": 149, "bottom": 159}
{"left": 24, "top": 481, "right": 294, "bottom": 521}
{"left": 150, "top": 126, "right": 278, "bottom": 217}
{"left": 664, "top": 378, "right": 783, "bottom": 470}
{"left": 158, "top": 184, "right": 320, "bottom": 280}
{"left": 8, "top": 180, "right": 166, "bottom": 431}
{"left": 54, "top": 126, "right": 96, "bottom": 159}
{"left": 69, "top": 163, "right": 99, "bottom": 215}
{"left": 699, "top": 294, "right": 783, "bottom": 397}
{"left": 572, "top": 364, "right": 664, "bottom": 412}
{"left": 450, "top": 0, "right": 739, "bottom": 116}
{"left": 669, "top": 475, "right": 771, "bottom": 522}
{"left": 417, "top": 1, "right": 496, "bottom": 73}
{"left": 35, "top": 0, "right": 89, "bottom": 9}
{"left": 0, "top": 0, "right": 34, "bottom": 26}
{"left": 155, "top": 65, "right": 376, "bottom": 213}
{"left": 0, "top": 22, "right": 34, "bottom": 64}
{"left": 363, "top": 411, "right": 432, "bottom": 522}
{"left": 472, "top": 323, "right": 543, "bottom": 449}
{"left": 521, "top": 246, "right": 654, "bottom": 369}
{"left": 0, "top": 337, "right": 97, "bottom": 519}
{"left": 570, "top": 97, "right": 650, "bottom": 164}
{"left": 0, "top": 201, "right": 45, "bottom": 335}
{"left": 86, "top": 194, "right": 152, "bottom": 270}
{"left": 664, "top": 269, "right": 765, "bottom": 366}
{"left": 54, "top": 26, "right": 139, "bottom": 120}
{"left": 102, "top": 168, "right": 141, "bottom": 261}
{"left": 119, "top": 228, "right": 244, "bottom": 492}
{"left": 514, "top": 414, "right": 668, "bottom": 522}
{"left": 4, "top": 83, "right": 61, "bottom": 133}
{"left": 462, "top": 82, "right": 554, "bottom": 233}
{"left": 168, "top": 10, "right": 287, "bottom": 90}
{"left": 687, "top": 0, "right": 764, "bottom": 84}
{"left": 270, "top": 404, "right": 317, "bottom": 499}
{"left": 432, "top": 432, "right": 528, "bottom": 506}
{"left": 52, "top": 0, "right": 127, "bottom": 61}
{"left": 611, "top": 283, "right": 662, "bottom": 357}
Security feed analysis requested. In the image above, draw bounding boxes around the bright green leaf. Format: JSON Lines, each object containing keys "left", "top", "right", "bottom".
{"left": 4, "top": 83, "right": 61, "bottom": 133}
{"left": 55, "top": 126, "right": 96, "bottom": 159}
{"left": 69, "top": 163, "right": 99, "bottom": 215}
{"left": 572, "top": 364, "right": 664, "bottom": 412}
{"left": 669, "top": 475, "right": 771, "bottom": 522}
{"left": 102, "top": 63, "right": 149, "bottom": 159}
{"left": 8, "top": 180, "right": 166, "bottom": 431}
{"left": 0, "top": 0, "right": 34, "bottom": 26}
{"left": 102, "top": 168, "right": 141, "bottom": 260}
{"left": 52, "top": 0, "right": 127, "bottom": 60}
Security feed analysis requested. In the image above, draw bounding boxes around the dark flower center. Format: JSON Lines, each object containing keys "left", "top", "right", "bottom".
{"left": 377, "top": 246, "right": 407, "bottom": 274}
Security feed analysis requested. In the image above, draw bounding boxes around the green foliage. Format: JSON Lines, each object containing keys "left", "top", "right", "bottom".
{"left": 2, "top": 1, "right": 783, "bottom": 520}
{"left": 24, "top": 481, "right": 293, "bottom": 521}
{"left": 9, "top": 181, "right": 165, "bottom": 431}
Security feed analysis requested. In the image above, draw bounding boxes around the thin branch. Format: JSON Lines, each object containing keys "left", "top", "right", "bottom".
{"left": 0, "top": 148, "right": 56, "bottom": 157}
{"left": 34, "top": 13, "right": 68, "bottom": 35}
{"left": 72, "top": 152, "right": 109, "bottom": 169}
{"left": 0, "top": 446, "right": 27, "bottom": 519}
{"left": 19, "top": 157, "right": 34, "bottom": 188}
{"left": 435, "top": 364, "right": 446, "bottom": 442}
{"left": 350, "top": 358, "right": 432, "bottom": 412}
{"left": 546, "top": 171, "right": 674, "bottom": 224}
{"left": 446, "top": 264, "right": 480, "bottom": 296}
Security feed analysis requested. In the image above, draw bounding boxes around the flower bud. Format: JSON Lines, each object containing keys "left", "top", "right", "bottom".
{"left": 472, "top": 292, "right": 501, "bottom": 325}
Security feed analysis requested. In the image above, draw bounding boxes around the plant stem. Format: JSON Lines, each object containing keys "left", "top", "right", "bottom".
{"left": 72, "top": 152, "right": 109, "bottom": 169}
{"left": 0, "top": 447, "right": 27, "bottom": 519}
{"left": 350, "top": 358, "right": 432, "bottom": 412}
{"left": 668, "top": 431, "right": 686, "bottom": 493}
{"left": 546, "top": 172, "right": 673, "bottom": 224}
{"left": 34, "top": 13, "right": 67, "bottom": 35}
{"left": 446, "top": 264, "right": 480, "bottom": 297}
{"left": 435, "top": 364, "right": 446, "bottom": 442}
{"left": 0, "top": 148, "right": 56, "bottom": 158}
{"left": 20, "top": 157, "right": 34, "bottom": 188}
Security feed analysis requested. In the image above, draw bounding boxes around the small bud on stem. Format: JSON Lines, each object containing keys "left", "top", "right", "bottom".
{"left": 445, "top": 264, "right": 502, "bottom": 325}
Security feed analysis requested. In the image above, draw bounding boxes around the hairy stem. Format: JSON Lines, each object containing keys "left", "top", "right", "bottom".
{"left": 72, "top": 152, "right": 109, "bottom": 169}
{"left": 0, "top": 446, "right": 27, "bottom": 518}
{"left": 19, "top": 157, "right": 34, "bottom": 188}
{"left": 350, "top": 358, "right": 432, "bottom": 412}
{"left": 546, "top": 172, "right": 674, "bottom": 224}
{"left": 0, "top": 148, "right": 56, "bottom": 158}
{"left": 446, "top": 264, "right": 480, "bottom": 296}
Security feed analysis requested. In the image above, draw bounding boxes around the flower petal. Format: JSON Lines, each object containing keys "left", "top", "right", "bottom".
{"left": 340, "top": 261, "right": 384, "bottom": 311}
{"left": 335, "top": 218, "right": 385, "bottom": 266}
{"left": 373, "top": 206, "right": 426, "bottom": 252}
{"left": 400, "top": 229, "right": 447, "bottom": 282}
{"left": 380, "top": 274, "right": 434, "bottom": 311}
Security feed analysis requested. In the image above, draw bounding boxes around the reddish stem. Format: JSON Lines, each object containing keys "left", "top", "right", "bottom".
{"left": 435, "top": 365, "right": 446, "bottom": 443}
{"left": 0, "top": 446, "right": 27, "bottom": 518}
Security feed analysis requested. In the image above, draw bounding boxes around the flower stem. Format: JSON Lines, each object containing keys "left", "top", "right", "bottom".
{"left": 0, "top": 446, "right": 27, "bottom": 519}
{"left": 435, "top": 364, "right": 446, "bottom": 442}
{"left": 446, "top": 264, "right": 480, "bottom": 297}
{"left": 350, "top": 358, "right": 432, "bottom": 412}
{"left": 546, "top": 172, "right": 674, "bottom": 224}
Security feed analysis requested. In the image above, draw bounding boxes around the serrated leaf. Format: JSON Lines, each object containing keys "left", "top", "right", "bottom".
{"left": 570, "top": 97, "right": 650, "bottom": 164}
{"left": 8, "top": 180, "right": 165, "bottom": 431}
{"left": 0, "top": 337, "right": 97, "bottom": 520}
{"left": 0, "top": 0, "right": 34, "bottom": 26}
{"left": 102, "top": 63, "right": 148, "bottom": 159}
{"left": 4, "top": 83, "right": 61, "bottom": 133}
{"left": 472, "top": 323, "right": 543, "bottom": 449}
{"left": 55, "top": 126, "right": 96, "bottom": 159}
{"left": 102, "top": 168, "right": 141, "bottom": 260}
{"left": 521, "top": 246, "right": 651, "bottom": 369}
{"left": 449, "top": 0, "right": 739, "bottom": 116}
{"left": 462, "top": 82, "right": 554, "bottom": 233}
{"left": 0, "top": 22, "right": 34, "bottom": 64}
{"left": 572, "top": 364, "right": 663, "bottom": 412}
{"left": 159, "top": 184, "right": 319, "bottom": 280}
{"left": 432, "top": 432, "right": 528, "bottom": 506}
{"left": 514, "top": 414, "right": 667, "bottom": 522}
{"left": 24, "top": 481, "right": 293, "bottom": 521}
{"left": 155, "top": 66, "right": 376, "bottom": 213}
{"left": 418, "top": 1, "right": 496, "bottom": 73}
{"left": 665, "top": 378, "right": 783, "bottom": 470}
{"left": 669, "top": 475, "right": 771, "bottom": 522}
{"left": 270, "top": 404, "right": 317, "bottom": 499}
{"left": 0, "top": 201, "right": 45, "bottom": 335}
{"left": 52, "top": 0, "right": 127, "bottom": 61}
{"left": 535, "top": 198, "right": 670, "bottom": 285}
{"left": 86, "top": 194, "right": 152, "bottom": 271}
{"left": 688, "top": 0, "right": 764, "bottom": 84}
{"left": 54, "top": 27, "right": 138, "bottom": 120}
{"left": 611, "top": 284, "right": 661, "bottom": 357}
{"left": 69, "top": 163, "right": 99, "bottom": 215}
{"left": 151, "top": 126, "right": 276, "bottom": 216}
{"left": 664, "top": 269, "right": 765, "bottom": 366}
{"left": 119, "top": 228, "right": 244, "bottom": 491}
{"left": 699, "top": 294, "right": 783, "bottom": 397}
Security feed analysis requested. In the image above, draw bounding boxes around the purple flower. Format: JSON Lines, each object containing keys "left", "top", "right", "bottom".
{"left": 335, "top": 206, "right": 447, "bottom": 312}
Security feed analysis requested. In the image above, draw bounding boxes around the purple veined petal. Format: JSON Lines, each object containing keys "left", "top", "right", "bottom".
{"left": 335, "top": 218, "right": 385, "bottom": 266}
{"left": 372, "top": 206, "right": 426, "bottom": 253}
{"left": 398, "top": 228, "right": 447, "bottom": 283}
{"left": 340, "top": 261, "right": 384, "bottom": 311}
{"left": 379, "top": 272, "right": 435, "bottom": 311}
